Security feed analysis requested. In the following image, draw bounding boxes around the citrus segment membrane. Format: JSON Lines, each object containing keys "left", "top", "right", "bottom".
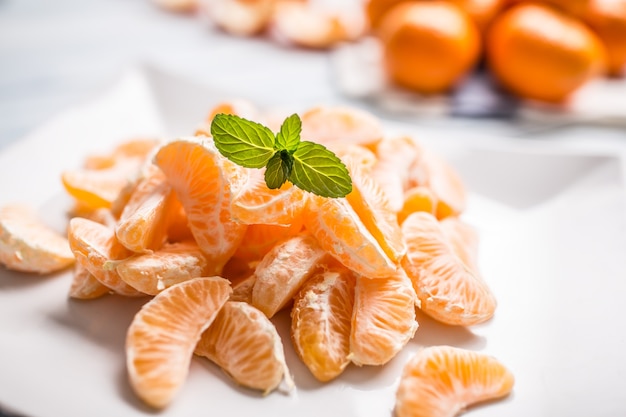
{"left": 395, "top": 345, "right": 515, "bottom": 417}
{"left": 195, "top": 301, "right": 293, "bottom": 394}
{"left": 0, "top": 204, "right": 74, "bottom": 274}
{"left": 291, "top": 263, "right": 356, "bottom": 382}
{"left": 401, "top": 212, "right": 496, "bottom": 326}
{"left": 126, "top": 277, "right": 232, "bottom": 408}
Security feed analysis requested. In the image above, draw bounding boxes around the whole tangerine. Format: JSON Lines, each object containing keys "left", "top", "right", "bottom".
{"left": 378, "top": 1, "right": 482, "bottom": 94}
{"left": 487, "top": 3, "right": 606, "bottom": 102}
{"left": 582, "top": 0, "right": 626, "bottom": 76}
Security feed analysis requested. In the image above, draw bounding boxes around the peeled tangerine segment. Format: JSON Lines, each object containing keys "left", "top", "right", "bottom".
{"left": 68, "top": 262, "right": 110, "bottom": 299}
{"left": 195, "top": 301, "right": 293, "bottom": 394}
{"left": 251, "top": 232, "right": 329, "bottom": 318}
{"left": 0, "top": 204, "right": 74, "bottom": 274}
{"left": 345, "top": 160, "right": 406, "bottom": 263}
{"left": 67, "top": 217, "right": 141, "bottom": 297}
{"left": 230, "top": 169, "right": 307, "bottom": 225}
{"left": 116, "top": 241, "right": 213, "bottom": 295}
{"left": 126, "top": 277, "right": 232, "bottom": 409}
{"left": 350, "top": 270, "right": 418, "bottom": 366}
{"left": 401, "top": 212, "right": 496, "bottom": 326}
{"left": 291, "top": 264, "right": 356, "bottom": 382}
{"left": 153, "top": 137, "right": 248, "bottom": 273}
{"left": 300, "top": 106, "right": 383, "bottom": 148}
{"left": 305, "top": 195, "right": 397, "bottom": 279}
{"left": 115, "top": 166, "right": 173, "bottom": 253}
{"left": 395, "top": 346, "right": 515, "bottom": 417}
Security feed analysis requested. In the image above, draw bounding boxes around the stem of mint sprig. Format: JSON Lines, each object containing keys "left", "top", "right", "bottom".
{"left": 210, "top": 113, "right": 353, "bottom": 198}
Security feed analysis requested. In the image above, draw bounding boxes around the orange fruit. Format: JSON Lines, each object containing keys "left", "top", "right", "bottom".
{"left": 163, "top": 193, "right": 194, "bottom": 243}
{"left": 202, "top": 0, "right": 275, "bottom": 37}
{"left": 68, "top": 262, "right": 110, "bottom": 299}
{"left": 409, "top": 148, "right": 467, "bottom": 220}
{"left": 271, "top": 1, "right": 367, "bottom": 49}
{"left": 251, "top": 232, "right": 330, "bottom": 318}
{"left": 378, "top": 1, "right": 482, "bottom": 94}
{"left": 371, "top": 135, "right": 424, "bottom": 212}
{"left": 195, "top": 301, "right": 293, "bottom": 393}
{"left": 230, "top": 169, "right": 307, "bottom": 225}
{"left": 365, "top": 0, "right": 407, "bottom": 30}
{"left": 487, "top": 3, "right": 606, "bottom": 102}
{"left": 397, "top": 186, "right": 437, "bottom": 225}
{"left": 448, "top": 0, "right": 507, "bottom": 30}
{"left": 153, "top": 137, "right": 248, "bottom": 273}
{"left": 583, "top": 0, "right": 626, "bottom": 76}
{"left": 126, "top": 276, "right": 231, "bottom": 408}
{"left": 400, "top": 212, "right": 496, "bottom": 326}
{"left": 116, "top": 241, "right": 213, "bottom": 295}
{"left": 330, "top": 143, "right": 378, "bottom": 173}
{"left": 194, "top": 99, "right": 259, "bottom": 137}
{"left": 395, "top": 346, "right": 515, "bottom": 417}
{"left": 305, "top": 195, "right": 397, "bottom": 279}
{"left": 115, "top": 167, "right": 173, "bottom": 253}
{"left": 350, "top": 270, "right": 418, "bottom": 366}
{"left": 233, "top": 221, "right": 304, "bottom": 262}
{"left": 67, "top": 217, "right": 141, "bottom": 297}
{"left": 291, "top": 263, "right": 356, "bottom": 382}
{"left": 345, "top": 160, "right": 406, "bottom": 263}
{"left": 0, "top": 203, "right": 74, "bottom": 274}
{"left": 62, "top": 139, "right": 158, "bottom": 210}
{"left": 439, "top": 216, "right": 480, "bottom": 272}
{"left": 300, "top": 106, "right": 384, "bottom": 149}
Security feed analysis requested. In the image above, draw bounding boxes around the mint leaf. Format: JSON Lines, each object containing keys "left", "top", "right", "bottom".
{"left": 265, "top": 151, "right": 293, "bottom": 189}
{"left": 275, "top": 113, "right": 301, "bottom": 152}
{"left": 211, "top": 113, "right": 276, "bottom": 168}
{"left": 290, "top": 141, "right": 352, "bottom": 198}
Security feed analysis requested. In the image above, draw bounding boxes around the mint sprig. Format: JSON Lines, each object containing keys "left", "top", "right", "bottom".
{"left": 211, "top": 113, "right": 352, "bottom": 198}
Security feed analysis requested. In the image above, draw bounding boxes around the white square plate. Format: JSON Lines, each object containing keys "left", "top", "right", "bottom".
{"left": 1, "top": 66, "right": 625, "bottom": 417}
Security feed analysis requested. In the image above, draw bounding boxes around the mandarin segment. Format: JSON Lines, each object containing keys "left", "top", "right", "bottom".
{"left": 305, "top": 195, "right": 397, "bottom": 279}
{"left": 126, "top": 277, "right": 232, "bottom": 409}
{"left": 116, "top": 241, "right": 213, "bottom": 295}
{"left": 345, "top": 160, "right": 406, "bottom": 263}
{"left": 115, "top": 167, "right": 173, "bottom": 252}
{"left": 291, "top": 264, "right": 356, "bottom": 382}
{"left": 395, "top": 346, "right": 515, "bottom": 417}
{"left": 401, "top": 212, "right": 496, "bottom": 326}
{"left": 230, "top": 170, "right": 307, "bottom": 226}
{"left": 409, "top": 149, "right": 467, "bottom": 220}
{"left": 233, "top": 221, "right": 304, "bottom": 263}
{"left": 153, "top": 137, "right": 248, "bottom": 272}
{"left": 398, "top": 186, "right": 437, "bottom": 225}
{"left": 0, "top": 204, "right": 74, "bottom": 274}
{"left": 251, "top": 232, "right": 330, "bottom": 318}
{"left": 371, "top": 136, "right": 424, "bottom": 213}
{"left": 195, "top": 301, "right": 293, "bottom": 393}
{"left": 350, "top": 270, "right": 418, "bottom": 366}
{"left": 68, "top": 262, "right": 110, "bottom": 299}
{"left": 67, "top": 217, "right": 141, "bottom": 297}
{"left": 300, "top": 106, "right": 383, "bottom": 148}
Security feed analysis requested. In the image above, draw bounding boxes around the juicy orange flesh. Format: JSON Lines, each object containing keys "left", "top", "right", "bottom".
{"left": 291, "top": 266, "right": 356, "bottom": 382}
{"left": 305, "top": 195, "right": 397, "bottom": 279}
{"left": 126, "top": 277, "right": 231, "bottom": 409}
{"left": 395, "top": 346, "right": 515, "bottom": 417}
{"left": 350, "top": 271, "right": 418, "bottom": 366}
{"left": 401, "top": 212, "right": 496, "bottom": 326}
{"left": 195, "top": 301, "right": 290, "bottom": 393}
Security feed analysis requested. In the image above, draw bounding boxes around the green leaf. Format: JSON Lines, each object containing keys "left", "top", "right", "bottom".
{"left": 265, "top": 151, "right": 293, "bottom": 189}
{"left": 210, "top": 113, "right": 276, "bottom": 168}
{"left": 290, "top": 141, "right": 352, "bottom": 198}
{"left": 275, "top": 113, "right": 302, "bottom": 152}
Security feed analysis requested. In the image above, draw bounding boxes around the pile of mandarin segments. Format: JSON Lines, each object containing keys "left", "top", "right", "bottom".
{"left": 0, "top": 103, "right": 514, "bottom": 417}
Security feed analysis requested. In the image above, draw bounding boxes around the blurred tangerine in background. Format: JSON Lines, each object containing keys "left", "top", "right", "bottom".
{"left": 486, "top": 2, "right": 606, "bottom": 103}
{"left": 153, "top": 0, "right": 626, "bottom": 106}
{"left": 377, "top": 1, "right": 482, "bottom": 94}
